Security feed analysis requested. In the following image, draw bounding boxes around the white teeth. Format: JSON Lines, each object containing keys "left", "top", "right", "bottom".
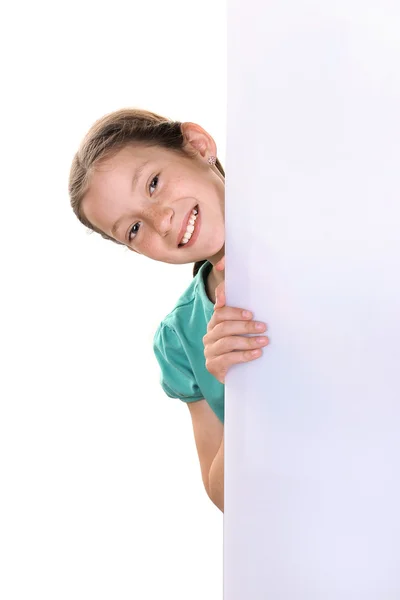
{"left": 180, "top": 207, "right": 199, "bottom": 245}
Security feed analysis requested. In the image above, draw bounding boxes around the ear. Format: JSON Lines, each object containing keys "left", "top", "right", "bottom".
{"left": 181, "top": 122, "right": 217, "bottom": 161}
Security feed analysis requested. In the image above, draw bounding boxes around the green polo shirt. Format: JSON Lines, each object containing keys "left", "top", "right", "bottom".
{"left": 153, "top": 260, "right": 225, "bottom": 423}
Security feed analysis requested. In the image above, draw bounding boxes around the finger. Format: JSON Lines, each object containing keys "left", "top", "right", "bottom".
{"left": 214, "top": 319, "right": 267, "bottom": 340}
{"left": 215, "top": 255, "right": 225, "bottom": 271}
{"left": 206, "top": 317, "right": 267, "bottom": 344}
{"left": 206, "top": 347, "right": 265, "bottom": 383}
{"left": 207, "top": 306, "right": 257, "bottom": 332}
{"left": 209, "top": 321, "right": 268, "bottom": 342}
{"left": 207, "top": 333, "right": 270, "bottom": 358}
{"left": 204, "top": 336, "right": 270, "bottom": 360}
{"left": 214, "top": 283, "right": 226, "bottom": 309}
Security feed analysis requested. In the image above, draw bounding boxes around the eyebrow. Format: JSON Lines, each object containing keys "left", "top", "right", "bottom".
{"left": 110, "top": 160, "right": 151, "bottom": 238}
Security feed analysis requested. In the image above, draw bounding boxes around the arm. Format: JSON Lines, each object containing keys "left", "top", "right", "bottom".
{"left": 187, "top": 400, "right": 224, "bottom": 512}
{"left": 209, "top": 433, "right": 224, "bottom": 512}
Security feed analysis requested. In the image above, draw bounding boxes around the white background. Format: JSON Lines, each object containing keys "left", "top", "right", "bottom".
{"left": 0, "top": 2, "right": 225, "bottom": 598}
{"left": 225, "top": 1, "right": 400, "bottom": 598}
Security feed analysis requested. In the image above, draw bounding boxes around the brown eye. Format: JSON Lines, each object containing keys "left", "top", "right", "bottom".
{"left": 149, "top": 175, "right": 159, "bottom": 195}
{"left": 128, "top": 223, "right": 141, "bottom": 242}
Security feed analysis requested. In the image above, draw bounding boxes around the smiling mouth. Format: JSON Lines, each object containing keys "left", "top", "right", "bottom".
{"left": 178, "top": 205, "right": 199, "bottom": 247}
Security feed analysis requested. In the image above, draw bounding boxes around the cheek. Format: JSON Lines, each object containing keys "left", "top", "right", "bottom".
{"left": 137, "top": 235, "right": 159, "bottom": 256}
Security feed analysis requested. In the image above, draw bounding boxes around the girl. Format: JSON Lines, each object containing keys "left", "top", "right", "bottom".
{"left": 68, "top": 108, "right": 269, "bottom": 512}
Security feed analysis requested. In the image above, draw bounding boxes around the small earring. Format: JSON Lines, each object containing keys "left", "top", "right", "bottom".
{"left": 208, "top": 155, "right": 217, "bottom": 165}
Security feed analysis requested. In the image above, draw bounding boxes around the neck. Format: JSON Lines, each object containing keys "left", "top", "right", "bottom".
{"left": 208, "top": 245, "right": 224, "bottom": 270}
{"left": 205, "top": 246, "right": 225, "bottom": 303}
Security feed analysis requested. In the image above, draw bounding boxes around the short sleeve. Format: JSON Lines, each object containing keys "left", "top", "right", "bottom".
{"left": 153, "top": 322, "right": 203, "bottom": 402}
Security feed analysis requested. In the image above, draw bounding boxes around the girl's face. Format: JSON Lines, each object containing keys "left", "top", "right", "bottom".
{"left": 82, "top": 139, "right": 225, "bottom": 266}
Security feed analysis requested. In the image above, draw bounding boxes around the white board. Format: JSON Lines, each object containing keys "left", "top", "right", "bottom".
{"left": 225, "top": 2, "right": 400, "bottom": 597}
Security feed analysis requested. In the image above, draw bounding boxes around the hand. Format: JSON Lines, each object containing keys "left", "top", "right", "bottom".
{"left": 214, "top": 255, "right": 225, "bottom": 309}
{"left": 203, "top": 256, "right": 269, "bottom": 384}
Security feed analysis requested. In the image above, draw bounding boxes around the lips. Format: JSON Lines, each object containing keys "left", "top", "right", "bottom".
{"left": 177, "top": 204, "right": 198, "bottom": 247}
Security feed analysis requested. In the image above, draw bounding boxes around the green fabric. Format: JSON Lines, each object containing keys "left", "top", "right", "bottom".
{"left": 153, "top": 260, "right": 225, "bottom": 423}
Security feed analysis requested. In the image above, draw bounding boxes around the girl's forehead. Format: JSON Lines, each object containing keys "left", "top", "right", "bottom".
{"left": 92, "top": 145, "right": 175, "bottom": 188}
{"left": 102, "top": 144, "right": 172, "bottom": 168}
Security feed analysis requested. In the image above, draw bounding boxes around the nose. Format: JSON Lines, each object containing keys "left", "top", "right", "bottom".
{"left": 146, "top": 205, "right": 174, "bottom": 236}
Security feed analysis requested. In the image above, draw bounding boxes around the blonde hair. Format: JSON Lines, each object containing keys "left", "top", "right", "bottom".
{"left": 68, "top": 108, "right": 225, "bottom": 276}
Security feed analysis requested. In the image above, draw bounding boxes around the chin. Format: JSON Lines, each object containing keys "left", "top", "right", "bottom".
{"left": 209, "top": 240, "right": 225, "bottom": 258}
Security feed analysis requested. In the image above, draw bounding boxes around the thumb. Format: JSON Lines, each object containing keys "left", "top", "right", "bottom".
{"left": 215, "top": 255, "right": 225, "bottom": 272}
{"left": 214, "top": 282, "right": 226, "bottom": 308}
